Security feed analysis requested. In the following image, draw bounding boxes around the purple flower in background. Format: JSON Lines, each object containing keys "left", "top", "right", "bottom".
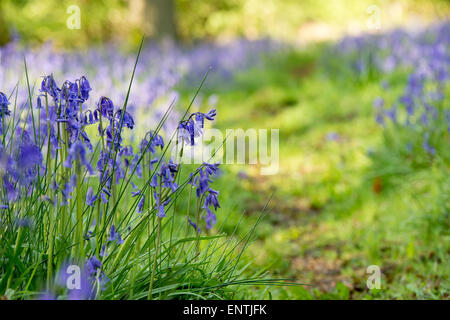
{"left": 40, "top": 74, "right": 60, "bottom": 101}
{"left": 154, "top": 192, "right": 170, "bottom": 219}
{"left": 204, "top": 189, "right": 220, "bottom": 211}
{"left": 422, "top": 133, "right": 436, "bottom": 155}
{"left": 373, "top": 97, "right": 384, "bottom": 108}
{"left": 385, "top": 106, "right": 397, "bottom": 123}
{"left": 64, "top": 141, "right": 94, "bottom": 174}
{"left": 326, "top": 132, "right": 340, "bottom": 142}
{"left": 16, "top": 218, "right": 33, "bottom": 228}
{"left": 85, "top": 187, "right": 97, "bottom": 207}
{"left": 178, "top": 109, "right": 217, "bottom": 146}
{"left": 85, "top": 256, "right": 102, "bottom": 276}
{"left": 108, "top": 225, "right": 124, "bottom": 244}
{"left": 188, "top": 218, "right": 201, "bottom": 233}
{"left": 204, "top": 109, "right": 217, "bottom": 121}
{"left": 137, "top": 195, "right": 145, "bottom": 213}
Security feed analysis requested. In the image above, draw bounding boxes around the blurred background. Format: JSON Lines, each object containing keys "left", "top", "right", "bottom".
{"left": 1, "top": 0, "right": 449, "bottom": 300}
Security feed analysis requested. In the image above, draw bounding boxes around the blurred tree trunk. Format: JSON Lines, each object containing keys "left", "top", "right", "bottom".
{"left": 130, "top": 0, "right": 177, "bottom": 40}
{"left": 0, "top": 4, "right": 10, "bottom": 46}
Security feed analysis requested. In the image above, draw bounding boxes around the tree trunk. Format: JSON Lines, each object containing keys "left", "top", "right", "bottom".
{"left": 130, "top": 0, "right": 177, "bottom": 40}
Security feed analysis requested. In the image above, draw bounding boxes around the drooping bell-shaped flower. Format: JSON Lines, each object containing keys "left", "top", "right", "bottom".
{"left": 79, "top": 76, "right": 92, "bottom": 101}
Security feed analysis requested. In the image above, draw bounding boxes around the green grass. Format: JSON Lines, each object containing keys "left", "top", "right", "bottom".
{"left": 178, "top": 47, "right": 449, "bottom": 299}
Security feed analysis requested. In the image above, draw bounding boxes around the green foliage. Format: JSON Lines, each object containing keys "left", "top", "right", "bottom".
{"left": 1, "top": 0, "right": 448, "bottom": 47}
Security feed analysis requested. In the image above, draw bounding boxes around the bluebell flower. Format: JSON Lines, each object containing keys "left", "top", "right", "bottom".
{"left": 372, "top": 97, "right": 384, "bottom": 108}
{"left": 204, "top": 189, "right": 220, "bottom": 211}
{"left": 96, "top": 96, "right": 114, "bottom": 120}
{"left": 61, "top": 175, "right": 77, "bottom": 204}
{"left": 178, "top": 109, "right": 217, "bottom": 146}
{"left": 86, "top": 187, "right": 97, "bottom": 207}
{"left": 18, "top": 144, "right": 43, "bottom": 169}
{"left": 101, "top": 188, "right": 111, "bottom": 203}
{"left": 40, "top": 74, "right": 60, "bottom": 101}
{"left": 154, "top": 192, "right": 170, "bottom": 219}
{"left": 385, "top": 106, "right": 397, "bottom": 123}
{"left": 79, "top": 76, "right": 92, "bottom": 101}
{"left": 188, "top": 218, "right": 201, "bottom": 233}
{"left": 100, "top": 245, "right": 107, "bottom": 257}
{"left": 141, "top": 132, "right": 164, "bottom": 154}
{"left": 422, "top": 133, "right": 436, "bottom": 155}
{"left": 160, "top": 162, "right": 178, "bottom": 191}
{"left": 108, "top": 225, "right": 124, "bottom": 244}
{"left": 326, "top": 132, "right": 339, "bottom": 141}
{"left": 204, "top": 109, "right": 217, "bottom": 121}
{"left": 150, "top": 174, "right": 158, "bottom": 187}
{"left": 420, "top": 112, "right": 429, "bottom": 126}
{"left": 203, "top": 207, "right": 217, "bottom": 229}
{"left": 83, "top": 110, "right": 97, "bottom": 125}
{"left": 16, "top": 218, "right": 33, "bottom": 228}
{"left": 137, "top": 195, "right": 145, "bottom": 213}
{"left": 116, "top": 109, "right": 135, "bottom": 129}
{"left": 0, "top": 92, "right": 11, "bottom": 118}
{"left": 85, "top": 256, "right": 102, "bottom": 276}
{"left": 38, "top": 292, "right": 57, "bottom": 300}
{"left": 203, "top": 162, "right": 219, "bottom": 177}
{"left": 375, "top": 113, "right": 384, "bottom": 125}
{"left": 36, "top": 95, "right": 44, "bottom": 109}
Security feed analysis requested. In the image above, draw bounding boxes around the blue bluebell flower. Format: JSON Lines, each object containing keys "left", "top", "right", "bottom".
{"left": 108, "top": 225, "right": 124, "bottom": 244}
{"left": 203, "top": 207, "right": 217, "bottom": 229}
{"left": 40, "top": 74, "right": 60, "bottom": 101}
{"left": 86, "top": 187, "right": 97, "bottom": 207}
{"left": 204, "top": 189, "right": 220, "bottom": 211}
{"left": 154, "top": 192, "right": 170, "bottom": 219}
{"left": 96, "top": 96, "right": 114, "bottom": 120}
{"left": 115, "top": 109, "right": 135, "bottom": 129}
{"left": 79, "top": 76, "right": 92, "bottom": 101}
{"left": 18, "top": 144, "right": 43, "bottom": 169}
{"left": 422, "top": 133, "right": 436, "bottom": 155}
{"left": 137, "top": 195, "right": 145, "bottom": 213}
{"left": 188, "top": 218, "right": 201, "bottom": 233}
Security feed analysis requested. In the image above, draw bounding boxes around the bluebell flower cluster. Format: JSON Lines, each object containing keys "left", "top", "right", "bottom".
{"left": 370, "top": 24, "right": 449, "bottom": 158}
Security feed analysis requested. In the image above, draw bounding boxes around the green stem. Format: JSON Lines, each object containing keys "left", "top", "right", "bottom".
{"left": 76, "top": 162, "right": 84, "bottom": 259}
{"left": 148, "top": 217, "right": 161, "bottom": 300}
